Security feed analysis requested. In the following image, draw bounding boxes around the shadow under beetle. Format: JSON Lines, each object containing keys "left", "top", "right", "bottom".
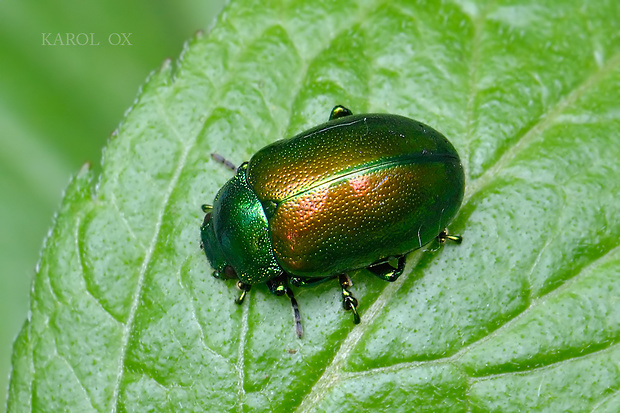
{"left": 200, "top": 105, "right": 464, "bottom": 338}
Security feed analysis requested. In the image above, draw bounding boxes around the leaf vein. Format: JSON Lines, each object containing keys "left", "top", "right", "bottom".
{"left": 590, "top": 382, "right": 620, "bottom": 412}
{"left": 451, "top": 242, "right": 620, "bottom": 361}
{"left": 110, "top": 94, "right": 198, "bottom": 412}
{"left": 109, "top": 196, "right": 146, "bottom": 250}
{"left": 467, "top": 341, "right": 620, "bottom": 382}
{"left": 176, "top": 265, "right": 230, "bottom": 365}
{"left": 462, "top": 51, "right": 620, "bottom": 206}
{"left": 236, "top": 297, "right": 249, "bottom": 412}
{"left": 461, "top": 0, "right": 495, "bottom": 180}
{"left": 75, "top": 215, "right": 124, "bottom": 325}
{"left": 56, "top": 353, "right": 97, "bottom": 412}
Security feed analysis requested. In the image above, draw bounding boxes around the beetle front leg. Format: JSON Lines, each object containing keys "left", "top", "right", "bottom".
{"left": 367, "top": 256, "right": 406, "bottom": 282}
{"left": 339, "top": 274, "right": 360, "bottom": 324}
{"left": 235, "top": 281, "right": 251, "bottom": 304}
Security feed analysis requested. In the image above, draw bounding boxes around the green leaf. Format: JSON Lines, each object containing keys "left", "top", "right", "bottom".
{"left": 0, "top": 0, "right": 226, "bottom": 407}
{"left": 8, "top": 0, "right": 620, "bottom": 411}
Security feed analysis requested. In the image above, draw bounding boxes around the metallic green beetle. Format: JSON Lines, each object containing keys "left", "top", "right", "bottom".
{"left": 200, "top": 105, "right": 464, "bottom": 337}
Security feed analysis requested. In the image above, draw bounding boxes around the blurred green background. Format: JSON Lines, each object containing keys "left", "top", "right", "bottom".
{"left": 0, "top": 0, "right": 226, "bottom": 407}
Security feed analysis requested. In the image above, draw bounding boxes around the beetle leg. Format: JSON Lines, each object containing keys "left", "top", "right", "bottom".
{"left": 367, "top": 256, "right": 406, "bottom": 282}
{"left": 286, "top": 288, "right": 303, "bottom": 338}
{"left": 290, "top": 274, "right": 338, "bottom": 287}
{"left": 235, "top": 281, "right": 251, "bottom": 304}
{"left": 210, "top": 153, "right": 237, "bottom": 171}
{"left": 437, "top": 228, "right": 463, "bottom": 244}
{"left": 267, "top": 273, "right": 304, "bottom": 338}
{"left": 266, "top": 273, "right": 288, "bottom": 296}
{"left": 339, "top": 274, "right": 360, "bottom": 324}
{"left": 329, "top": 105, "right": 353, "bottom": 120}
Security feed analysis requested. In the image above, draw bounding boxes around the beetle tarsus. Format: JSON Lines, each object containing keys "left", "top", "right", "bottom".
{"left": 286, "top": 288, "right": 303, "bottom": 338}
{"left": 367, "top": 256, "right": 406, "bottom": 282}
{"left": 235, "top": 281, "right": 251, "bottom": 304}
{"left": 235, "top": 290, "right": 247, "bottom": 304}
{"left": 437, "top": 228, "right": 462, "bottom": 244}
{"left": 339, "top": 274, "right": 361, "bottom": 324}
{"left": 329, "top": 105, "right": 353, "bottom": 120}
{"left": 345, "top": 297, "right": 360, "bottom": 324}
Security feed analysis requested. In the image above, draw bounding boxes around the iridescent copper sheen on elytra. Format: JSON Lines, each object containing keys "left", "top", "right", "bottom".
{"left": 247, "top": 114, "right": 463, "bottom": 276}
{"left": 201, "top": 107, "right": 464, "bottom": 336}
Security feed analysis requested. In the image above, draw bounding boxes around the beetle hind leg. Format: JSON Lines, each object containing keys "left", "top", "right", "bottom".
{"left": 339, "top": 274, "right": 360, "bottom": 324}
{"left": 367, "top": 256, "right": 406, "bottom": 282}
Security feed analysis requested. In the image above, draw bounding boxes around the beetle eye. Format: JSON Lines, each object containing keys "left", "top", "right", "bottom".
{"left": 203, "top": 212, "right": 212, "bottom": 226}
{"left": 223, "top": 265, "right": 237, "bottom": 279}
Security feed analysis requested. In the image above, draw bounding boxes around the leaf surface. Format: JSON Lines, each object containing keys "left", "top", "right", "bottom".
{"left": 8, "top": 0, "right": 620, "bottom": 411}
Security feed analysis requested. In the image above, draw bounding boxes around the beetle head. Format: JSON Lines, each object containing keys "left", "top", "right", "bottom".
{"left": 200, "top": 164, "right": 282, "bottom": 286}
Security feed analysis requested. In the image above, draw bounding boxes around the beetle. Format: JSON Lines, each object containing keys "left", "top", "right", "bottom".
{"left": 200, "top": 105, "right": 464, "bottom": 338}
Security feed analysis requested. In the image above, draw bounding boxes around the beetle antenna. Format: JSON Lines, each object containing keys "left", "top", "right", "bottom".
{"left": 286, "top": 288, "right": 303, "bottom": 338}
{"left": 211, "top": 153, "right": 237, "bottom": 171}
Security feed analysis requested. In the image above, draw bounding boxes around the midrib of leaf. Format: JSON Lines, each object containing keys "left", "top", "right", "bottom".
{"left": 110, "top": 70, "right": 197, "bottom": 411}
{"left": 295, "top": 252, "right": 424, "bottom": 412}
{"left": 294, "top": 9, "right": 620, "bottom": 412}
{"left": 325, "top": 341, "right": 620, "bottom": 388}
